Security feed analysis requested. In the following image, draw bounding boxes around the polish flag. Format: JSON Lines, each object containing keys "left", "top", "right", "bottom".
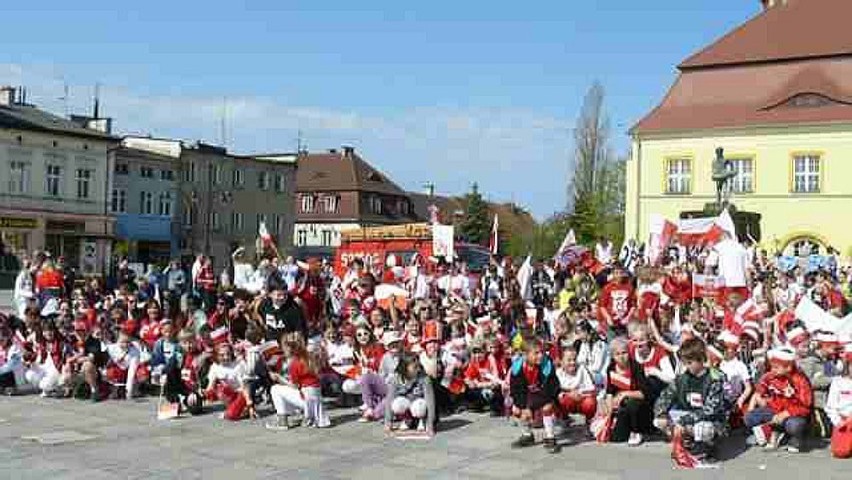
{"left": 488, "top": 214, "right": 499, "bottom": 255}
{"left": 258, "top": 221, "right": 273, "bottom": 247}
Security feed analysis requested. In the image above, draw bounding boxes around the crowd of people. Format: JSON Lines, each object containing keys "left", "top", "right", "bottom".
{"left": 2, "top": 234, "right": 852, "bottom": 466}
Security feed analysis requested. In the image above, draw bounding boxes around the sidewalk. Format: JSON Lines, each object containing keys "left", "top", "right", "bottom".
{"left": 0, "top": 290, "right": 12, "bottom": 315}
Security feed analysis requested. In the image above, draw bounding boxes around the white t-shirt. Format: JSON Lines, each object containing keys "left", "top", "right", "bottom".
{"left": 720, "top": 358, "right": 751, "bottom": 399}
{"left": 715, "top": 239, "right": 749, "bottom": 288}
{"left": 557, "top": 365, "right": 595, "bottom": 395}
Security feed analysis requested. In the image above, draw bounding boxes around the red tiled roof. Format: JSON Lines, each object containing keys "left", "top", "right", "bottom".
{"left": 633, "top": 0, "right": 852, "bottom": 135}
{"left": 296, "top": 150, "right": 408, "bottom": 197}
{"left": 679, "top": 0, "right": 852, "bottom": 70}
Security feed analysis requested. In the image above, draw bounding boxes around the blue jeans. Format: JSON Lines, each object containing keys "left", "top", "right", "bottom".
{"left": 745, "top": 407, "right": 808, "bottom": 448}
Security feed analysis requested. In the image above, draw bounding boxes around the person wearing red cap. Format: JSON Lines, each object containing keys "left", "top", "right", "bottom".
{"left": 746, "top": 346, "right": 813, "bottom": 453}
{"left": 826, "top": 344, "right": 852, "bottom": 458}
{"left": 791, "top": 324, "right": 833, "bottom": 437}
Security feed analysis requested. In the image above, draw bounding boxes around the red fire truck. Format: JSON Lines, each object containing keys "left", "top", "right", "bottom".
{"left": 333, "top": 223, "right": 491, "bottom": 275}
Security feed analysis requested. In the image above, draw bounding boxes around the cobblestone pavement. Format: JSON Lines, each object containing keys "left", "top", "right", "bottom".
{"left": 0, "top": 395, "right": 850, "bottom": 480}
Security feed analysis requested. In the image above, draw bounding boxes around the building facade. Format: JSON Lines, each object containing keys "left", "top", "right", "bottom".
{"left": 626, "top": 0, "right": 852, "bottom": 257}
{"left": 113, "top": 140, "right": 181, "bottom": 264}
{"left": 124, "top": 138, "right": 297, "bottom": 268}
{"left": 294, "top": 147, "right": 417, "bottom": 252}
{"left": 0, "top": 86, "right": 116, "bottom": 278}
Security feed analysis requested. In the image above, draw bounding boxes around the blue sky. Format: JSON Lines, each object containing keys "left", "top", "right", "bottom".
{"left": 0, "top": 0, "right": 758, "bottom": 219}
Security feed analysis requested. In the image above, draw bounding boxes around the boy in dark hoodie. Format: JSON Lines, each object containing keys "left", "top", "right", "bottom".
{"left": 654, "top": 338, "right": 728, "bottom": 462}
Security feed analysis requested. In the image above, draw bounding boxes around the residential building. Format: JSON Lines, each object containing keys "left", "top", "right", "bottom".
{"left": 123, "top": 137, "right": 297, "bottom": 269}
{"left": 0, "top": 86, "right": 116, "bottom": 278}
{"left": 627, "top": 0, "right": 852, "bottom": 256}
{"left": 113, "top": 138, "right": 181, "bottom": 264}
{"left": 294, "top": 147, "right": 417, "bottom": 252}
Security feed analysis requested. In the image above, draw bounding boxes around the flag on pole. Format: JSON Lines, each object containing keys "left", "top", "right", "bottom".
{"left": 516, "top": 255, "right": 533, "bottom": 301}
{"left": 258, "top": 221, "right": 272, "bottom": 248}
{"left": 489, "top": 214, "right": 499, "bottom": 255}
{"left": 553, "top": 229, "right": 576, "bottom": 259}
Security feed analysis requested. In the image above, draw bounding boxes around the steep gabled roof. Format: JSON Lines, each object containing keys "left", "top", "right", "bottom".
{"left": 680, "top": 0, "right": 852, "bottom": 70}
{"left": 296, "top": 150, "right": 408, "bottom": 196}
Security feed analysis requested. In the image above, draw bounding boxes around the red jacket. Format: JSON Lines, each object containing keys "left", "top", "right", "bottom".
{"left": 288, "top": 356, "right": 320, "bottom": 388}
{"left": 756, "top": 369, "right": 813, "bottom": 418}
{"left": 598, "top": 282, "right": 635, "bottom": 328}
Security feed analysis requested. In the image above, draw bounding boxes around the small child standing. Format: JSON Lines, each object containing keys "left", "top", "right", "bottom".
{"left": 509, "top": 339, "right": 560, "bottom": 453}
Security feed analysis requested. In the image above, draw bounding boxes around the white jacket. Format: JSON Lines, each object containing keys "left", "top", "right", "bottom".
{"left": 825, "top": 376, "right": 852, "bottom": 426}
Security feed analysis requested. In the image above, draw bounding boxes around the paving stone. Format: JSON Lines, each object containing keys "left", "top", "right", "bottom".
{"left": 21, "top": 430, "right": 98, "bottom": 445}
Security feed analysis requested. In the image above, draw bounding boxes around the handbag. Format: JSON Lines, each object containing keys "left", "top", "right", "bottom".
{"left": 831, "top": 419, "right": 852, "bottom": 459}
{"left": 589, "top": 411, "right": 613, "bottom": 443}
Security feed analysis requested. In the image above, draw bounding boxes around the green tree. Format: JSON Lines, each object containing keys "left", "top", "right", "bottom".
{"left": 461, "top": 183, "right": 489, "bottom": 245}
{"left": 568, "top": 82, "right": 625, "bottom": 247}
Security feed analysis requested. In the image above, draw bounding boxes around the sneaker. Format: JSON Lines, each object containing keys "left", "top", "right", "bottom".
{"left": 766, "top": 432, "right": 785, "bottom": 451}
{"left": 358, "top": 410, "right": 374, "bottom": 423}
{"left": 417, "top": 420, "right": 426, "bottom": 432}
{"left": 786, "top": 444, "right": 800, "bottom": 454}
{"left": 752, "top": 424, "right": 773, "bottom": 447}
{"left": 265, "top": 415, "right": 290, "bottom": 431}
{"left": 511, "top": 433, "right": 535, "bottom": 448}
{"left": 398, "top": 420, "right": 411, "bottom": 431}
{"left": 627, "top": 432, "right": 643, "bottom": 446}
{"left": 543, "top": 437, "right": 560, "bottom": 454}
{"left": 358, "top": 403, "right": 368, "bottom": 412}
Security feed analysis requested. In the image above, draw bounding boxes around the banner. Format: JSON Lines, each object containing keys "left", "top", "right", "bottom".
{"left": 691, "top": 273, "right": 723, "bottom": 299}
{"left": 432, "top": 224, "right": 455, "bottom": 260}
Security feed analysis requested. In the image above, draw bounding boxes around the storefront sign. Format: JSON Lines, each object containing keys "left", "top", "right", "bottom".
{"left": 0, "top": 217, "right": 37, "bottom": 229}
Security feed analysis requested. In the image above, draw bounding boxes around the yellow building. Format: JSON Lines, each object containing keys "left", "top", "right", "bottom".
{"left": 626, "top": 0, "right": 852, "bottom": 257}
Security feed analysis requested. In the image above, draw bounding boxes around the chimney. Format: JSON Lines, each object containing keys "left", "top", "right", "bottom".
{"left": 342, "top": 145, "right": 354, "bottom": 158}
{"left": 761, "top": 0, "right": 787, "bottom": 9}
{"left": 0, "top": 86, "right": 16, "bottom": 107}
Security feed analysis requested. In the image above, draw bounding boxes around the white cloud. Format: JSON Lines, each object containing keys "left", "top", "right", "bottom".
{"left": 0, "top": 63, "right": 573, "bottom": 218}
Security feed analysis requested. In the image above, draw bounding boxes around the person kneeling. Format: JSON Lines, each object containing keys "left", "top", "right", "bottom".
{"left": 557, "top": 348, "right": 597, "bottom": 425}
{"left": 509, "top": 339, "right": 560, "bottom": 453}
{"left": 654, "top": 338, "right": 728, "bottom": 463}
{"left": 745, "top": 346, "right": 813, "bottom": 453}
{"left": 385, "top": 354, "right": 436, "bottom": 436}
{"left": 266, "top": 340, "right": 330, "bottom": 430}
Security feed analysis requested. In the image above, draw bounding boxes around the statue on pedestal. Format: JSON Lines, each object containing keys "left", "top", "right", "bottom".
{"left": 712, "top": 147, "right": 737, "bottom": 208}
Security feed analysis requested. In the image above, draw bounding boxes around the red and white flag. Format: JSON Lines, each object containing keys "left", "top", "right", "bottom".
{"left": 258, "top": 221, "right": 273, "bottom": 247}
{"left": 489, "top": 214, "right": 499, "bottom": 255}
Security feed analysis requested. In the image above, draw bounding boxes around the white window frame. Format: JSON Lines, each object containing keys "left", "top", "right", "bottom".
{"left": 728, "top": 157, "right": 754, "bottom": 194}
{"left": 256, "top": 213, "right": 268, "bottom": 230}
{"left": 210, "top": 212, "right": 220, "bottom": 230}
{"left": 184, "top": 203, "right": 194, "bottom": 226}
{"left": 159, "top": 192, "right": 173, "bottom": 216}
{"left": 665, "top": 158, "right": 692, "bottom": 195}
{"left": 212, "top": 164, "right": 222, "bottom": 185}
{"left": 323, "top": 195, "right": 339, "bottom": 214}
{"left": 370, "top": 195, "right": 383, "bottom": 214}
{"left": 321, "top": 230, "right": 332, "bottom": 246}
{"left": 296, "top": 230, "right": 307, "bottom": 246}
{"left": 111, "top": 188, "right": 127, "bottom": 213}
{"left": 793, "top": 154, "right": 820, "bottom": 193}
{"left": 75, "top": 168, "right": 93, "bottom": 199}
{"left": 140, "top": 166, "right": 154, "bottom": 178}
{"left": 231, "top": 212, "right": 244, "bottom": 231}
{"left": 258, "top": 171, "right": 270, "bottom": 190}
{"left": 275, "top": 173, "right": 286, "bottom": 193}
{"left": 115, "top": 163, "right": 129, "bottom": 175}
{"left": 275, "top": 214, "right": 284, "bottom": 234}
{"left": 160, "top": 169, "right": 174, "bottom": 181}
{"left": 301, "top": 195, "right": 315, "bottom": 213}
{"left": 140, "top": 191, "right": 154, "bottom": 214}
{"left": 232, "top": 168, "right": 244, "bottom": 187}
{"left": 46, "top": 164, "right": 63, "bottom": 197}
{"left": 9, "top": 161, "right": 30, "bottom": 194}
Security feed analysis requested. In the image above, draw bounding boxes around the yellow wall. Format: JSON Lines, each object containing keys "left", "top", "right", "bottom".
{"left": 625, "top": 124, "right": 852, "bottom": 254}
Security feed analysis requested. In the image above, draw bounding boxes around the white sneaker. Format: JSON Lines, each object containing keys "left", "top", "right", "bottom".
{"left": 398, "top": 420, "right": 411, "bottom": 431}
{"left": 786, "top": 444, "right": 800, "bottom": 454}
{"left": 417, "top": 420, "right": 426, "bottom": 432}
{"left": 358, "top": 403, "right": 368, "bottom": 412}
{"left": 627, "top": 432, "right": 643, "bottom": 446}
